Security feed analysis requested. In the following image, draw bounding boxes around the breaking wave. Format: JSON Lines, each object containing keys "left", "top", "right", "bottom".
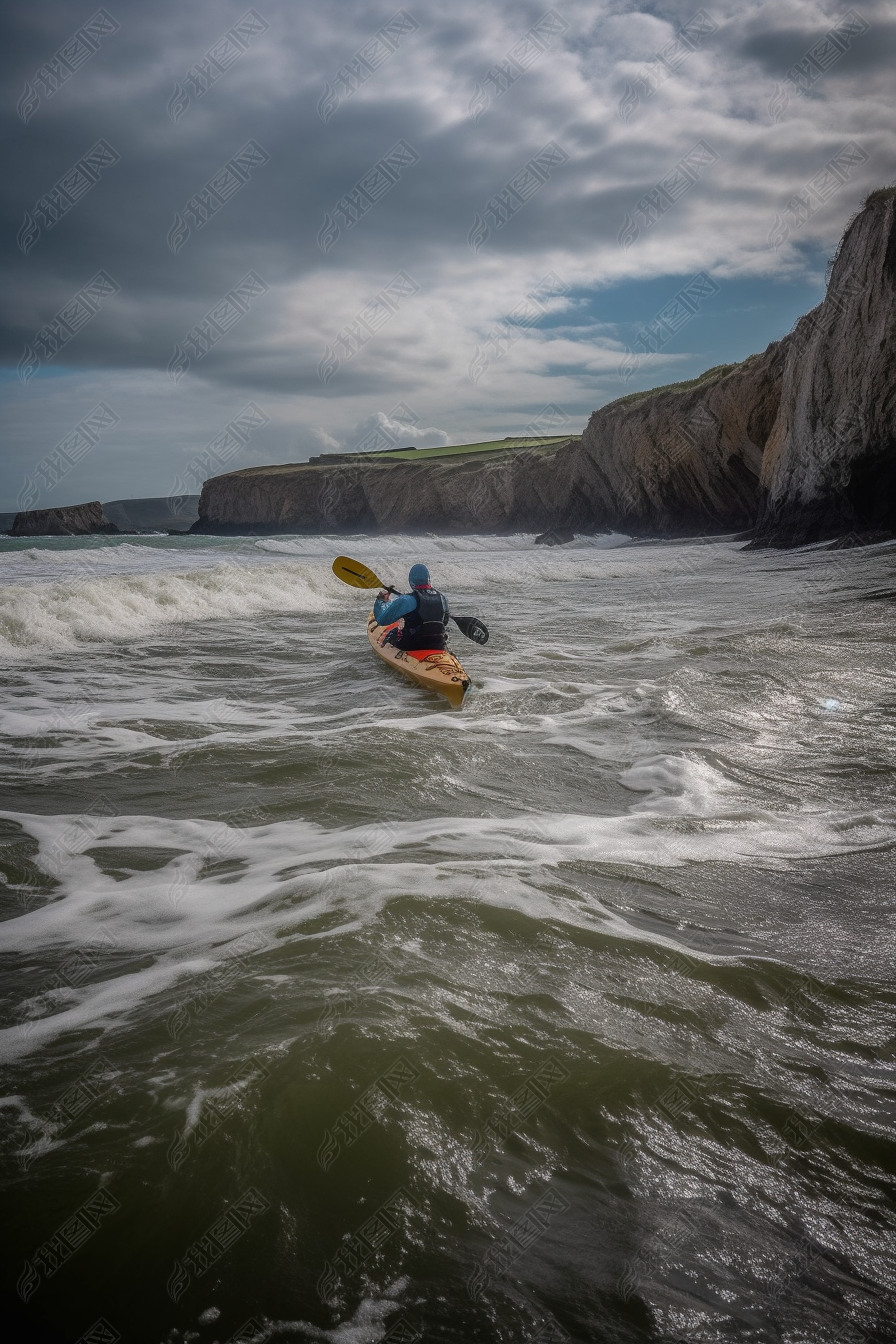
{"left": 0, "top": 560, "right": 339, "bottom": 659}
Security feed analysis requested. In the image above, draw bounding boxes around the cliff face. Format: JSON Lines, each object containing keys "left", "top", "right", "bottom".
{"left": 194, "top": 344, "right": 787, "bottom": 538}
{"left": 194, "top": 191, "right": 894, "bottom": 545}
{"left": 192, "top": 441, "right": 588, "bottom": 535}
{"left": 11, "top": 501, "right": 118, "bottom": 537}
{"left": 749, "top": 189, "right": 896, "bottom": 546}
{"left": 575, "top": 343, "right": 788, "bottom": 534}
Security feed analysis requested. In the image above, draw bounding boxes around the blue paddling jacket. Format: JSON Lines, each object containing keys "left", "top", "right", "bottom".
{"left": 374, "top": 564, "right": 449, "bottom": 650}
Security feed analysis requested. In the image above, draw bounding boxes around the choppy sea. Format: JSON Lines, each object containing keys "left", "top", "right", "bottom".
{"left": 1, "top": 530, "right": 894, "bottom": 1343}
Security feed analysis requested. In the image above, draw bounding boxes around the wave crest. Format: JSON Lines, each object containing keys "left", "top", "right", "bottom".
{"left": 0, "top": 560, "right": 338, "bottom": 660}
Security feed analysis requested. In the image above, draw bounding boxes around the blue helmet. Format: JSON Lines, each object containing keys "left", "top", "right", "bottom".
{"left": 408, "top": 563, "right": 430, "bottom": 588}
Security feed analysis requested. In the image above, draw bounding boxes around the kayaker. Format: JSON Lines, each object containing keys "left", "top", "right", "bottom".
{"left": 374, "top": 564, "right": 450, "bottom": 651}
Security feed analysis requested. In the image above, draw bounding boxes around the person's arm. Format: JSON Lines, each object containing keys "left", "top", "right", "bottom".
{"left": 373, "top": 590, "right": 416, "bottom": 624}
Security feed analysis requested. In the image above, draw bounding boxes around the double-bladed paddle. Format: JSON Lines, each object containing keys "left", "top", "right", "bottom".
{"left": 332, "top": 556, "right": 489, "bottom": 645}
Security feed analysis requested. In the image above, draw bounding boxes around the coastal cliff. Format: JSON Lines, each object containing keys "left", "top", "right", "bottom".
{"left": 193, "top": 191, "right": 895, "bottom": 545}
{"left": 10, "top": 501, "right": 118, "bottom": 537}
{"left": 749, "top": 188, "right": 896, "bottom": 546}
{"left": 574, "top": 343, "right": 788, "bottom": 534}
{"left": 191, "top": 440, "right": 586, "bottom": 535}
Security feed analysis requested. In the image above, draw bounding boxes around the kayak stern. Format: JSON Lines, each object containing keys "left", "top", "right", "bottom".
{"left": 367, "top": 615, "right": 470, "bottom": 708}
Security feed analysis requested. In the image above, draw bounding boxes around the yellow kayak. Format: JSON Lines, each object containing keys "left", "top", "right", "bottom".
{"left": 367, "top": 614, "right": 470, "bottom": 708}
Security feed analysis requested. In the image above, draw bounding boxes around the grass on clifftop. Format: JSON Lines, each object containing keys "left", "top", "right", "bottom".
{"left": 600, "top": 363, "right": 740, "bottom": 414}
{"left": 349, "top": 440, "right": 566, "bottom": 467}
{"left": 345, "top": 435, "right": 574, "bottom": 462}
{"left": 219, "top": 435, "right": 576, "bottom": 478}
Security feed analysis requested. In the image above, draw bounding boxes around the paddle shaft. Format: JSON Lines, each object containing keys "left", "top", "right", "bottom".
{"left": 332, "top": 556, "right": 489, "bottom": 645}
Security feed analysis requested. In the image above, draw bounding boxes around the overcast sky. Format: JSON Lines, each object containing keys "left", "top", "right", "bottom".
{"left": 1, "top": 0, "right": 894, "bottom": 511}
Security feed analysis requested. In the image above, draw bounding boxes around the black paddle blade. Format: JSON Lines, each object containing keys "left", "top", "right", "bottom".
{"left": 452, "top": 615, "right": 489, "bottom": 645}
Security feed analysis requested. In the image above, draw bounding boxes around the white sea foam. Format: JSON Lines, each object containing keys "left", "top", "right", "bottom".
{"left": 223, "top": 1295, "right": 409, "bottom": 1343}
{"left": 2, "top": 760, "right": 893, "bottom": 1061}
{"left": 2, "top": 532, "right": 893, "bottom": 1071}
{"left": 0, "top": 559, "right": 341, "bottom": 660}
{"left": 254, "top": 531, "right": 632, "bottom": 556}
{"left": 0, "top": 540, "right": 201, "bottom": 579}
{"left": 0, "top": 530, "right": 669, "bottom": 662}
{"left": 620, "top": 754, "right": 738, "bottom": 815}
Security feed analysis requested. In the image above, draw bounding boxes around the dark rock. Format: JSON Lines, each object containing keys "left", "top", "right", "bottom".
{"left": 10, "top": 501, "right": 118, "bottom": 537}
{"left": 535, "top": 528, "right": 576, "bottom": 546}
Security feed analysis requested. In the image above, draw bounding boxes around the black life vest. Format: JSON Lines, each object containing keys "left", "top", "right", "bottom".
{"left": 396, "top": 587, "right": 449, "bottom": 650}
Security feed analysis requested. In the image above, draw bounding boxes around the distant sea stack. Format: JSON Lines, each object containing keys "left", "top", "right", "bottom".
{"left": 10, "top": 501, "right": 119, "bottom": 537}
{"left": 192, "top": 190, "right": 895, "bottom": 547}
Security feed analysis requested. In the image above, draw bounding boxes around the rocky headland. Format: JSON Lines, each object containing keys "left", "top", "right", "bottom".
{"left": 10, "top": 500, "right": 119, "bottom": 537}
{"left": 190, "top": 189, "right": 895, "bottom": 547}
{"left": 3, "top": 497, "right": 199, "bottom": 537}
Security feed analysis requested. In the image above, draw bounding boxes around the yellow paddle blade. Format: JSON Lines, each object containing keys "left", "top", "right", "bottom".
{"left": 332, "top": 555, "right": 385, "bottom": 590}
